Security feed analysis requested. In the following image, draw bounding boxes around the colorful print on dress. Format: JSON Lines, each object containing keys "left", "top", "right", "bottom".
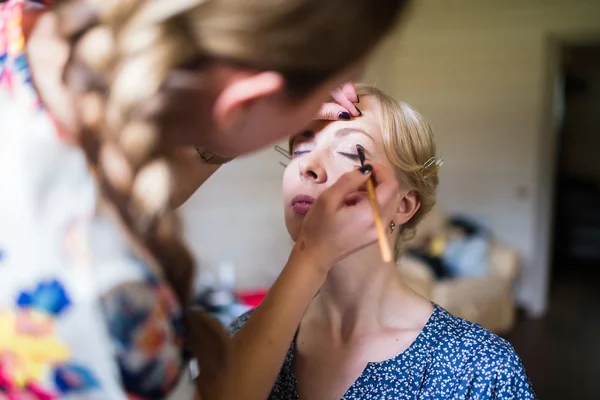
{"left": 101, "top": 280, "right": 184, "bottom": 399}
{"left": 0, "top": 279, "right": 100, "bottom": 398}
{"left": 0, "top": 0, "right": 46, "bottom": 111}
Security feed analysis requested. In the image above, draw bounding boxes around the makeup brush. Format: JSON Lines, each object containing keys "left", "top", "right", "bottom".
{"left": 356, "top": 144, "right": 393, "bottom": 263}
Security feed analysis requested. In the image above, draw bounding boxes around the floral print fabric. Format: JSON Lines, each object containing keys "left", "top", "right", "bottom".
{"left": 0, "top": 1, "right": 188, "bottom": 398}
{"left": 230, "top": 306, "right": 537, "bottom": 399}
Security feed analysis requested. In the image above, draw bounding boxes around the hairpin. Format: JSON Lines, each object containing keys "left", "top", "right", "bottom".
{"left": 423, "top": 157, "right": 443, "bottom": 170}
{"left": 274, "top": 145, "right": 292, "bottom": 168}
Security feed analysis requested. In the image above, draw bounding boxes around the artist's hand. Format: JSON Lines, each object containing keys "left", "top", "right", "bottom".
{"left": 295, "top": 162, "right": 398, "bottom": 271}
{"left": 316, "top": 82, "right": 361, "bottom": 120}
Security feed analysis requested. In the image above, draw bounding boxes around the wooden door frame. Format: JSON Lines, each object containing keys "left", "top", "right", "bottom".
{"left": 532, "top": 31, "right": 600, "bottom": 316}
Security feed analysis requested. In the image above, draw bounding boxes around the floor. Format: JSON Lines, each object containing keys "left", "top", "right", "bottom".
{"left": 503, "top": 268, "right": 600, "bottom": 399}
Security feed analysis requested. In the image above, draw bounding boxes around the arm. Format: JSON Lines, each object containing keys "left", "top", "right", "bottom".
{"left": 198, "top": 246, "right": 327, "bottom": 400}
{"left": 196, "top": 162, "right": 399, "bottom": 400}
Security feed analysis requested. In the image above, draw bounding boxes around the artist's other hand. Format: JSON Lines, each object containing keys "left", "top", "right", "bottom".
{"left": 316, "top": 82, "right": 361, "bottom": 120}
{"left": 295, "top": 162, "right": 398, "bottom": 271}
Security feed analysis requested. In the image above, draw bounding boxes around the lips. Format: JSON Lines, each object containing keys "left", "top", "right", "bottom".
{"left": 291, "top": 194, "right": 315, "bottom": 216}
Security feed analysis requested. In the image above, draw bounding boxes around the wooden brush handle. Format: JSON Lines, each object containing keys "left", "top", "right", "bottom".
{"left": 365, "top": 178, "right": 393, "bottom": 263}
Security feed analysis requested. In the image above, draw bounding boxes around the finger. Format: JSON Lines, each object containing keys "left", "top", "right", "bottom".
{"left": 331, "top": 88, "right": 360, "bottom": 117}
{"left": 317, "top": 102, "right": 352, "bottom": 121}
{"left": 319, "top": 166, "right": 374, "bottom": 209}
{"left": 341, "top": 82, "right": 358, "bottom": 103}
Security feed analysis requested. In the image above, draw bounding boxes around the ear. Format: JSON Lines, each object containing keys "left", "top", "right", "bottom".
{"left": 394, "top": 190, "right": 421, "bottom": 225}
{"left": 213, "top": 71, "right": 285, "bottom": 132}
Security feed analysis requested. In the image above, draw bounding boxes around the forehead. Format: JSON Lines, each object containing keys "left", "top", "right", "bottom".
{"left": 292, "top": 95, "right": 382, "bottom": 144}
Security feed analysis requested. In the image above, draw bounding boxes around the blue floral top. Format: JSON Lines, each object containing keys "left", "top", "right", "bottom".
{"left": 230, "top": 305, "right": 536, "bottom": 399}
{"left": 0, "top": 1, "right": 189, "bottom": 398}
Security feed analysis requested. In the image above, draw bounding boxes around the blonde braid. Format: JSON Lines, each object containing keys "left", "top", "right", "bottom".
{"left": 48, "top": 1, "right": 412, "bottom": 389}
{"left": 55, "top": 0, "right": 205, "bottom": 308}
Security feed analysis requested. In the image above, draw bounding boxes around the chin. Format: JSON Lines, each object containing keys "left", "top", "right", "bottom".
{"left": 284, "top": 220, "right": 301, "bottom": 243}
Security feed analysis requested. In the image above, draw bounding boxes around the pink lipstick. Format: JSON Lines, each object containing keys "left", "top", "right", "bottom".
{"left": 291, "top": 194, "right": 315, "bottom": 216}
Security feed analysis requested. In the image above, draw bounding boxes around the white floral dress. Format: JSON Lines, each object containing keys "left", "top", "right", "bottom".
{"left": 0, "top": 1, "right": 189, "bottom": 398}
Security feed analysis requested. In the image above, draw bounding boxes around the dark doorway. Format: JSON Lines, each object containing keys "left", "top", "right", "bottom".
{"left": 552, "top": 44, "right": 600, "bottom": 277}
{"left": 504, "top": 43, "right": 600, "bottom": 400}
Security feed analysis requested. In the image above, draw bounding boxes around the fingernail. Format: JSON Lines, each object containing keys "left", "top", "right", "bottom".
{"left": 356, "top": 96, "right": 360, "bottom": 104}
{"left": 359, "top": 164, "right": 372, "bottom": 174}
{"left": 355, "top": 107, "right": 362, "bottom": 116}
{"left": 338, "top": 111, "right": 351, "bottom": 120}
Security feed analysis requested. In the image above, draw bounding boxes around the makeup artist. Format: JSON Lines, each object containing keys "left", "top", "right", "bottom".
{"left": 0, "top": 0, "right": 410, "bottom": 399}
{"left": 169, "top": 83, "right": 371, "bottom": 207}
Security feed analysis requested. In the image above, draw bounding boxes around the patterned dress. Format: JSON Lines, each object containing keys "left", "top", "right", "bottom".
{"left": 230, "top": 305, "right": 537, "bottom": 399}
{"left": 0, "top": 1, "right": 190, "bottom": 398}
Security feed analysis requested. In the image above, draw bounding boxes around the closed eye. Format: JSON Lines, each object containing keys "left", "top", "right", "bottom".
{"left": 292, "top": 150, "right": 310, "bottom": 158}
{"left": 340, "top": 152, "right": 361, "bottom": 161}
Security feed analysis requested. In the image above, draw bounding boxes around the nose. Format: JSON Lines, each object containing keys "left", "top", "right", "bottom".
{"left": 299, "top": 153, "right": 328, "bottom": 184}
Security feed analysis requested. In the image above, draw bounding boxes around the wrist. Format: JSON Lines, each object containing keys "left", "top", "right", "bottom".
{"left": 289, "top": 239, "right": 331, "bottom": 282}
{"left": 195, "top": 146, "right": 237, "bottom": 165}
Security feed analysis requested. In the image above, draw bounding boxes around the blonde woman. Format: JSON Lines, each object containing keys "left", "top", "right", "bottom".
{"left": 231, "top": 85, "right": 535, "bottom": 399}
{"left": 0, "top": 1, "right": 411, "bottom": 399}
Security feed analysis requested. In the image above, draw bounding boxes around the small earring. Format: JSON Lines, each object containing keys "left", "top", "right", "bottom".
{"left": 389, "top": 221, "right": 396, "bottom": 233}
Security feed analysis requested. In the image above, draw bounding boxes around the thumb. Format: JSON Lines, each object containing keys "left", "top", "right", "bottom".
{"left": 317, "top": 102, "right": 352, "bottom": 121}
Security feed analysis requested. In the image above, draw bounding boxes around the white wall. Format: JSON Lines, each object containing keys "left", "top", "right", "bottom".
{"left": 363, "top": 0, "right": 600, "bottom": 315}
{"left": 181, "top": 144, "right": 293, "bottom": 290}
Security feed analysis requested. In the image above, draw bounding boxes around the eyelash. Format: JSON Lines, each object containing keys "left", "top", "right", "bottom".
{"left": 292, "top": 150, "right": 309, "bottom": 158}
{"left": 292, "top": 151, "right": 362, "bottom": 161}
{"left": 340, "top": 152, "right": 361, "bottom": 161}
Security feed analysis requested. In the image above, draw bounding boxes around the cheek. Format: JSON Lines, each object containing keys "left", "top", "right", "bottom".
{"left": 281, "top": 165, "right": 305, "bottom": 208}
{"left": 283, "top": 206, "right": 301, "bottom": 242}
{"left": 282, "top": 167, "right": 303, "bottom": 240}
{"left": 382, "top": 198, "right": 400, "bottom": 224}
{"left": 281, "top": 168, "right": 295, "bottom": 203}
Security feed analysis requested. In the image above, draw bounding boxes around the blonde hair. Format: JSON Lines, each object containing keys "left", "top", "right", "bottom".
{"left": 354, "top": 84, "right": 440, "bottom": 258}
{"left": 47, "top": 0, "right": 411, "bottom": 386}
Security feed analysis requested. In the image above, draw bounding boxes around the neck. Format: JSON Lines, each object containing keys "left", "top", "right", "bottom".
{"left": 316, "top": 244, "right": 403, "bottom": 341}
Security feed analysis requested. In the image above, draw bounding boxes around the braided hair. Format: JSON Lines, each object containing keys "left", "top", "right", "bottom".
{"left": 49, "top": 0, "right": 411, "bottom": 388}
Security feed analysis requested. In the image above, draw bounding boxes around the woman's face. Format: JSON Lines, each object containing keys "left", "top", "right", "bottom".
{"left": 160, "top": 62, "right": 363, "bottom": 156}
{"left": 282, "top": 96, "right": 399, "bottom": 240}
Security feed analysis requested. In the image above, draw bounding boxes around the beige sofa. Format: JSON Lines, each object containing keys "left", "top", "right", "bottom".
{"left": 396, "top": 207, "right": 520, "bottom": 334}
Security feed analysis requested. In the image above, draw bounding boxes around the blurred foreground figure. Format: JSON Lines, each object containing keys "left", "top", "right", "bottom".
{"left": 0, "top": 0, "right": 410, "bottom": 398}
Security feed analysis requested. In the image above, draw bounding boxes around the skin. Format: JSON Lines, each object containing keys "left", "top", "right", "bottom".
{"left": 22, "top": 7, "right": 399, "bottom": 400}
{"left": 169, "top": 80, "right": 367, "bottom": 207}
{"left": 283, "top": 96, "right": 435, "bottom": 400}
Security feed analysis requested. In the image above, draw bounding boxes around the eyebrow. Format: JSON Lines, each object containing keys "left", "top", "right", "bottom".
{"left": 335, "top": 127, "right": 375, "bottom": 142}
{"left": 289, "top": 126, "right": 374, "bottom": 152}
